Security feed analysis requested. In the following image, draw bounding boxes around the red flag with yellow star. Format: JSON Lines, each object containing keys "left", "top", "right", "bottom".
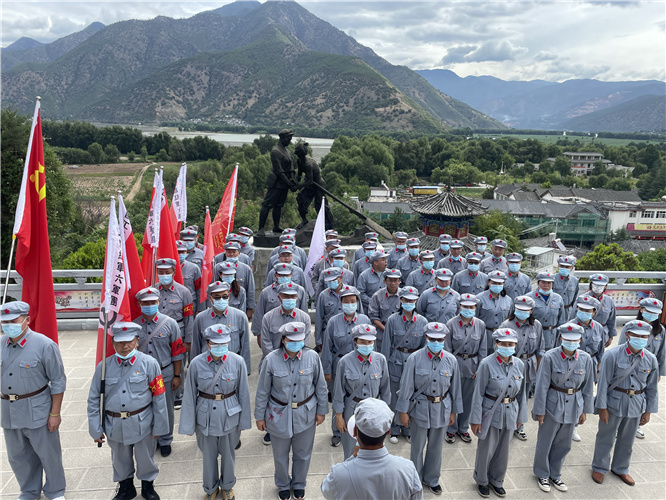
{"left": 12, "top": 98, "right": 58, "bottom": 343}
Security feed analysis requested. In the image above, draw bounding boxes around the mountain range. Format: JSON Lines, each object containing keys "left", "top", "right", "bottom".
{"left": 1, "top": 1, "right": 502, "bottom": 132}
{"left": 417, "top": 69, "right": 665, "bottom": 132}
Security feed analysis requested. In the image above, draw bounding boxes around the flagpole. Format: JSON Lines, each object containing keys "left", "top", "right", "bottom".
{"left": 1, "top": 236, "right": 17, "bottom": 303}
{"left": 151, "top": 167, "right": 160, "bottom": 285}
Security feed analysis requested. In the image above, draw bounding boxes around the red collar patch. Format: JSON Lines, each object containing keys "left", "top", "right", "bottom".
{"left": 283, "top": 350, "right": 302, "bottom": 360}
{"left": 427, "top": 350, "right": 444, "bottom": 360}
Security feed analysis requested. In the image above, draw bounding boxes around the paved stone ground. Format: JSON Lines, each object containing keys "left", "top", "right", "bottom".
{"left": 2, "top": 329, "right": 665, "bottom": 500}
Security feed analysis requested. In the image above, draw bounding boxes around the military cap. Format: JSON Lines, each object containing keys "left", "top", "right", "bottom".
{"left": 557, "top": 256, "right": 577, "bottom": 267}
{"left": 339, "top": 285, "right": 360, "bottom": 298}
{"left": 399, "top": 286, "right": 419, "bottom": 300}
{"left": 205, "top": 324, "right": 231, "bottom": 343}
{"left": 624, "top": 319, "right": 652, "bottom": 336}
{"left": 226, "top": 233, "right": 242, "bottom": 243}
{"left": 474, "top": 236, "right": 489, "bottom": 245}
{"left": 279, "top": 234, "right": 295, "bottom": 243}
{"left": 352, "top": 324, "right": 377, "bottom": 341}
{"left": 207, "top": 281, "right": 230, "bottom": 295}
{"left": 278, "top": 245, "right": 294, "bottom": 255}
{"left": 175, "top": 239, "right": 187, "bottom": 251}
{"left": 558, "top": 323, "right": 585, "bottom": 341}
{"left": 491, "top": 239, "right": 507, "bottom": 248}
{"left": 435, "top": 268, "right": 454, "bottom": 280}
{"left": 215, "top": 262, "right": 237, "bottom": 275}
{"left": 492, "top": 328, "right": 518, "bottom": 343}
{"left": 280, "top": 321, "right": 306, "bottom": 341}
{"left": 274, "top": 263, "right": 294, "bottom": 275}
{"left": 224, "top": 241, "right": 241, "bottom": 251}
{"left": 407, "top": 237, "right": 420, "bottom": 246}
{"left": 590, "top": 273, "right": 609, "bottom": 285}
{"left": 487, "top": 271, "right": 507, "bottom": 283}
{"left": 186, "top": 225, "right": 199, "bottom": 233}
{"left": 180, "top": 229, "right": 197, "bottom": 240}
{"left": 459, "top": 293, "right": 478, "bottom": 306}
{"left": 465, "top": 252, "right": 483, "bottom": 262}
{"left": 514, "top": 295, "right": 535, "bottom": 310}
{"left": 0, "top": 301, "right": 29, "bottom": 321}
{"left": 325, "top": 239, "right": 341, "bottom": 248}
{"left": 278, "top": 129, "right": 294, "bottom": 137}
{"left": 449, "top": 239, "right": 463, "bottom": 249}
{"left": 135, "top": 287, "right": 160, "bottom": 302}
{"left": 576, "top": 295, "right": 599, "bottom": 310}
{"left": 384, "top": 268, "right": 402, "bottom": 279}
{"left": 328, "top": 248, "right": 347, "bottom": 258}
{"left": 323, "top": 267, "right": 342, "bottom": 281}
{"left": 325, "top": 230, "right": 339, "bottom": 238}
{"left": 536, "top": 271, "right": 555, "bottom": 282}
{"left": 349, "top": 398, "right": 394, "bottom": 438}
{"left": 282, "top": 228, "right": 297, "bottom": 236}
{"left": 369, "top": 251, "right": 388, "bottom": 263}
{"left": 362, "top": 241, "right": 377, "bottom": 250}
{"left": 419, "top": 250, "right": 435, "bottom": 260}
{"left": 640, "top": 298, "right": 663, "bottom": 314}
{"left": 365, "top": 232, "right": 379, "bottom": 240}
{"left": 277, "top": 283, "right": 299, "bottom": 295}
{"left": 111, "top": 322, "right": 141, "bottom": 342}
{"left": 156, "top": 258, "right": 177, "bottom": 269}
{"left": 425, "top": 322, "right": 448, "bottom": 339}
{"left": 237, "top": 226, "right": 253, "bottom": 237}
{"left": 394, "top": 231, "right": 409, "bottom": 239}
{"left": 506, "top": 252, "right": 523, "bottom": 262}
{"left": 438, "top": 234, "right": 452, "bottom": 243}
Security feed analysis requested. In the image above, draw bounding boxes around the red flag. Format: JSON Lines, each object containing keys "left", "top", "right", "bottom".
{"left": 12, "top": 99, "right": 58, "bottom": 343}
{"left": 95, "top": 198, "right": 131, "bottom": 365}
{"left": 211, "top": 163, "right": 239, "bottom": 254}
{"left": 200, "top": 207, "right": 215, "bottom": 303}
{"left": 118, "top": 193, "right": 145, "bottom": 320}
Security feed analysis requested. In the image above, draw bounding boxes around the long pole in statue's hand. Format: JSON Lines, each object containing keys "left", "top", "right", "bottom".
{"left": 1, "top": 235, "right": 17, "bottom": 304}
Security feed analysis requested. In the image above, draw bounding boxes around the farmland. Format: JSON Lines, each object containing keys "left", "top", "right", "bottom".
{"left": 473, "top": 133, "right": 665, "bottom": 147}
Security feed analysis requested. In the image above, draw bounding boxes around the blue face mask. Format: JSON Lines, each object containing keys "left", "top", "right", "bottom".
{"left": 508, "top": 263, "right": 521, "bottom": 273}
{"left": 496, "top": 346, "right": 515, "bottom": 358}
{"left": 538, "top": 288, "right": 551, "bottom": 295}
{"left": 408, "top": 248, "right": 419, "bottom": 257}
{"left": 240, "top": 236, "right": 249, "bottom": 244}
{"left": 467, "top": 264, "right": 480, "bottom": 273}
{"left": 178, "top": 253, "right": 187, "bottom": 262}
{"left": 158, "top": 274, "right": 173, "bottom": 286}
{"left": 514, "top": 310, "right": 531, "bottom": 321}
{"left": 327, "top": 280, "right": 339, "bottom": 290}
{"left": 116, "top": 348, "right": 137, "bottom": 361}
{"left": 357, "top": 344, "right": 374, "bottom": 356}
{"left": 365, "top": 250, "right": 374, "bottom": 258}
{"left": 186, "top": 241, "right": 195, "bottom": 250}
{"left": 576, "top": 310, "right": 592, "bottom": 323}
{"left": 282, "top": 298, "right": 297, "bottom": 310}
{"left": 558, "top": 268, "right": 571, "bottom": 277}
{"left": 427, "top": 341, "right": 444, "bottom": 353}
{"left": 436, "top": 284, "right": 450, "bottom": 291}
{"left": 285, "top": 341, "right": 304, "bottom": 352}
{"left": 222, "top": 275, "right": 235, "bottom": 284}
{"left": 440, "top": 244, "right": 450, "bottom": 252}
{"left": 642, "top": 312, "right": 659, "bottom": 323}
{"left": 396, "top": 244, "right": 406, "bottom": 251}
{"left": 490, "top": 284, "right": 504, "bottom": 295}
{"left": 226, "top": 256, "right": 238, "bottom": 263}
{"left": 477, "top": 245, "right": 487, "bottom": 252}
{"left": 141, "top": 304, "right": 158, "bottom": 316}
{"left": 332, "top": 259, "right": 345, "bottom": 268}
{"left": 1, "top": 322, "right": 24, "bottom": 338}
{"left": 422, "top": 261, "right": 434, "bottom": 270}
{"left": 451, "top": 255, "right": 460, "bottom": 261}
{"left": 342, "top": 303, "right": 358, "bottom": 315}
{"left": 402, "top": 302, "right": 416, "bottom": 312}
{"left": 210, "top": 344, "right": 228, "bottom": 358}
{"left": 561, "top": 341, "right": 580, "bottom": 352}
{"left": 213, "top": 298, "right": 229, "bottom": 311}
{"left": 277, "top": 276, "right": 291, "bottom": 285}
{"left": 460, "top": 308, "right": 475, "bottom": 319}
{"left": 629, "top": 336, "right": 648, "bottom": 351}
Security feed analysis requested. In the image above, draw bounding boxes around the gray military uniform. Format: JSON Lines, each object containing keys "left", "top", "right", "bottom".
{"left": 498, "top": 318, "right": 544, "bottom": 386}
{"left": 396, "top": 255, "right": 421, "bottom": 285}
{"left": 254, "top": 348, "right": 328, "bottom": 491}
{"left": 405, "top": 268, "right": 436, "bottom": 295}
{"left": 180, "top": 259, "right": 202, "bottom": 314}
{"left": 476, "top": 291, "right": 513, "bottom": 354}
{"left": 436, "top": 256, "right": 467, "bottom": 275}
{"left": 315, "top": 288, "right": 345, "bottom": 348}
{"left": 580, "top": 291, "right": 617, "bottom": 343}
{"left": 432, "top": 248, "right": 449, "bottom": 267}
{"left": 417, "top": 288, "right": 460, "bottom": 324}
{"left": 480, "top": 256, "right": 508, "bottom": 274}
{"left": 214, "top": 252, "right": 252, "bottom": 269}
{"left": 503, "top": 271, "right": 531, "bottom": 300}
{"left": 310, "top": 258, "right": 349, "bottom": 298}
{"left": 1, "top": 329, "right": 67, "bottom": 500}
{"left": 367, "top": 287, "right": 400, "bottom": 348}
{"left": 619, "top": 324, "right": 666, "bottom": 376}
{"left": 315, "top": 268, "right": 355, "bottom": 299}
{"left": 352, "top": 256, "right": 372, "bottom": 281}
{"left": 190, "top": 307, "right": 251, "bottom": 372}
{"left": 530, "top": 290, "right": 566, "bottom": 350}
{"left": 356, "top": 268, "right": 384, "bottom": 313}
{"left": 571, "top": 318, "right": 606, "bottom": 381}
{"left": 252, "top": 283, "right": 309, "bottom": 337}
{"left": 226, "top": 262, "right": 256, "bottom": 310}
{"left": 239, "top": 242, "right": 255, "bottom": 265}
{"left": 158, "top": 281, "right": 194, "bottom": 343}
{"left": 452, "top": 270, "right": 488, "bottom": 296}
{"left": 269, "top": 245, "right": 307, "bottom": 270}
{"left": 186, "top": 247, "right": 204, "bottom": 269}
{"left": 387, "top": 247, "right": 408, "bottom": 268}
{"left": 553, "top": 274, "right": 579, "bottom": 312}
{"left": 260, "top": 307, "right": 312, "bottom": 361}
{"left": 264, "top": 266, "right": 307, "bottom": 288}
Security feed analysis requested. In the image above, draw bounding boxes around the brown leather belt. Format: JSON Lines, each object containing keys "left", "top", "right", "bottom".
{"left": 345, "top": 392, "right": 365, "bottom": 403}
{"left": 271, "top": 392, "right": 314, "bottom": 409}
{"left": 564, "top": 303, "right": 574, "bottom": 309}
{"left": 485, "top": 393, "right": 515, "bottom": 404}
{"left": 397, "top": 347, "right": 418, "bottom": 353}
{"left": 426, "top": 391, "right": 449, "bottom": 403}
{"left": 543, "top": 326, "right": 556, "bottom": 331}
{"left": 106, "top": 404, "right": 150, "bottom": 419}
{"left": 1, "top": 385, "right": 48, "bottom": 402}
{"left": 337, "top": 353, "right": 344, "bottom": 358}
{"left": 613, "top": 387, "right": 645, "bottom": 397}
{"left": 549, "top": 384, "right": 580, "bottom": 395}
{"left": 198, "top": 390, "right": 236, "bottom": 401}
{"left": 456, "top": 352, "right": 478, "bottom": 359}
{"left": 519, "top": 352, "right": 536, "bottom": 360}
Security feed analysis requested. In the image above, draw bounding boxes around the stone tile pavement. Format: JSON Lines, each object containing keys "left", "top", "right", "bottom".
{"left": 2, "top": 329, "right": 665, "bottom": 499}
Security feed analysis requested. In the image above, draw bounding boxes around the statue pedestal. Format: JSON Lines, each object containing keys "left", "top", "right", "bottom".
{"left": 253, "top": 231, "right": 282, "bottom": 248}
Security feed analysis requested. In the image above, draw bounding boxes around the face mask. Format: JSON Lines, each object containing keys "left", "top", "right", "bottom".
{"left": 490, "top": 285, "right": 503, "bottom": 295}
{"left": 240, "top": 236, "right": 249, "bottom": 244}
{"left": 408, "top": 248, "right": 419, "bottom": 257}
{"left": 427, "top": 341, "right": 444, "bottom": 353}
{"left": 467, "top": 264, "right": 480, "bottom": 273}
{"left": 116, "top": 348, "right": 137, "bottom": 361}
{"left": 1, "top": 322, "right": 24, "bottom": 338}
{"left": 226, "top": 256, "right": 238, "bottom": 263}
{"left": 396, "top": 244, "right": 406, "bottom": 251}
{"left": 558, "top": 268, "right": 571, "bottom": 277}
{"left": 451, "top": 255, "right": 460, "bottom": 261}
{"left": 514, "top": 310, "right": 531, "bottom": 321}
{"left": 285, "top": 340, "right": 304, "bottom": 352}
{"left": 357, "top": 344, "right": 374, "bottom": 356}
{"left": 440, "top": 244, "right": 450, "bottom": 252}
{"left": 141, "top": 304, "right": 158, "bottom": 316}
{"left": 222, "top": 275, "right": 235, "bottom": 284}
{"left": 576, "top": 310, "right": 592, "bottom": 323}
{"left": 158, "top": 274, "right": 173, "bottom": 286}
{"left": 365, "top": 250, "right": 374, "bottom": 258}
{"left": 342, "top": 303, "right": 358, "bottom": 315}
{"left": 327, "top": 280, "right": 339, "bottom": 290}
{"left": 642, "top": 312, "right": 659, "bottom": 323}
{"left": 213, "top": 298, "right": 229, "bottom": 311}
{"left": 178, "top": 253, "right": 187, "bottom": 262}
{"left": 422, "top": 261, "right": 434, "bottom": 271}
{"left": 282, "top": 298, "right": 297, "bottom": 310}
{"left": 402, "top": 302, "right": 416, "bottom": 312}
{"left": 496, "top": 346, "right": 515, "bottom": 358}
{"left": 460, "top": 308, "right": 475, "bottom": 319}
{"left": 477, "top": 245, "right": 487, "bottom": 252}
{"left": 436, "top": 284, "right": 450, "bottom": 291}
{"left": 591, "top": 284, "right": 605, "bottom": 295}
{"left": 629, "top": 336, "right": 648, "bottom": 351}
{"left": 538, "top": 288, "right": 551, "bottom": 295}
{"left": 332, "top": 259, "right": 345, "bottom": 268}
{"left": 508, "top": 263, "right": 521, "bottom": 273}
{"left": 186, "top": 241, "right": 195, "bottom": 250}
{"left": 210, "top": 344, "right": 228, "bottom": 358}
{"left": 277, "top": 276, "right": 291, "bottom": 285}
{"left": 561, "top": 341, "right": 580, "bottom": 352}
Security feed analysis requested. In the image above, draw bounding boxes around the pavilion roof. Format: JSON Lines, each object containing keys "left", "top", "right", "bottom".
{"left": 410, "top": 190, "right": 486, "bottom": 217}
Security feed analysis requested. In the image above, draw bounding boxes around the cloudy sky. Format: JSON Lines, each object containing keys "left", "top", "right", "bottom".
{"left": 2, "top": 0, "right": 664, "bottom": 82}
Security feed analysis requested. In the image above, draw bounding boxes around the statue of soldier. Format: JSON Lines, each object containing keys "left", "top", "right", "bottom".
{"left": 294, "top": 142, "right": 334, "bottom": 230}
{"left": 258, "top": 129, "right": 298, "bottom": 236}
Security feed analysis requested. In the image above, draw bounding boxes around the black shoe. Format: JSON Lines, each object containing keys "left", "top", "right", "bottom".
{"left": 174, "top": 400, "right": 182, "bottom": 410}
{"left": 296, "top": 220, "right": 308, "bottom": 229}
{"left": 478, "top": 484, "right": 490, "bottom": 498}
{"left": 141, "top": 480, "right": 160, "bottom": 500}
{"left": 277, "top": 490, "right": 291, "bottom": 500}
{"left": 160, "top": 444, "right": 171, "bottom": 457}
{"left": 429, "top": 484, "right": 443, "bottom": 495}
{"left": 257, "top": 229, "right": 266, "bottom": 236}
{"left": 328, "top": 391, "right": 333, "bottom": 403}
{"left": 293, "top": 489, "right": 305, "bottom": 499}
{"left": 263, "top": 433, "right": 272, "bottom": 445}
{"left": 113, "top": 478, "right": 137, "bottom": 500}
{"left": 235, "top": 439, "right": 242, "bottom": 450}
{"left": 331, "top": 435, "right": 341, "bottom": 447}
{"left": 489, "top": 484, "right": 506, "bottom": 497}
{"left": 272, "top": 227, "right": 284, "bottom": 233}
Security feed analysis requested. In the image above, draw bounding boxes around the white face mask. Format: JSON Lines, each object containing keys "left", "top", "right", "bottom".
{"left": 592, "top": 284, "right": 605, "bottom": 295}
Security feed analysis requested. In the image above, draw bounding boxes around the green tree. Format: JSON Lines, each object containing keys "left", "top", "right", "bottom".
{"left": 155, "top": 149, "right": 169, "bottom": 162}
{"left": 554, "top": 156, "right": 572, "bottom": 177}
{"left": 470, "top": 211, "right": 524, "bottom": 253}
{"left": 127, "top": 151, "right": 136, "bottom": 162}
{"left": 576, "top": 243, "right": 641, "bottom": 272}
{"left": 104, "top": 143, "right": 121, "bottom": 163}
{"left": 88, "top": 142, "right": 104, "bottom": 163}
{"left": 61, "top": 239, "right": 107, "bottom": 270}
{"left": 140, "top": 146, "right": 148, "bottom": 161}
{"left": 637, "top": 248, "right": 666, "bottom": 271}
{"left": 253, "top": 134, "right": 278, "bottom": 155}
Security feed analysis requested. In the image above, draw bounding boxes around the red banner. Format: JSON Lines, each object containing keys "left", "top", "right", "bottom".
{"left": 211, "top": 164, "right": 239, "bottom": 254}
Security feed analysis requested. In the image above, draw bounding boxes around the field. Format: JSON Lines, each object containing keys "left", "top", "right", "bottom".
{"left": 473, "top": 133, "right": 664, "bottom": 147}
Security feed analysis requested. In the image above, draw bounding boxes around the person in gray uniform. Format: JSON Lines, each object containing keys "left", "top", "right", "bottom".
{"left": 480, "top": 239, "right": 509, "bottom": 274}
{"left": 580, "top": 273, "right": 617, "bottom": 347}
{"left": 498, "top": 295, "right": 544, "bottom": 441}
{"left": 474, "top": 236, "right": 492, "bottom": 260}
{"left": 433, "top": 234, "right": 452, "bottom": 267}
{"left": 552, "top": 256, "right": 579, "bottom": 315}
{"left": 177, "top": 239, "right": 202, "bottom": 314}
{"left": 1, "top": 301, "right": 67, "bottom": 500}
{"left": 268, "top": 231, "right": 308, "bottom": 270}
{"left": 265, "top": 257, "right": 307, "bottom": 288}
{"left": 321, "top": 398, "right": 423, "bottom": 500}
{"left": 214, "top": 240, "right": 252, "bottom": 269}
{"left": 332, "top": 324, "right": 390, "bottom": 459}
{"left": 181, "top": 228, "right": 203, "bottom": 269}
{"left": 387, "top": 231, "right": 409, "bottom": 269}
{"left": 396, "top": 237, "right": 421, "bottom": 285}
{"left": 352, "top": 232, "right": 379, "bottom": 266}
{"left": 155, "top": 258, "right": 194, "bottom": 345}
{"left": 352, "top": 241, "right": 378, "bottom": 281}
{"left": 190, "top": 281, "right": 251, "bottom": 374}
{"left": 532, "top": 323, "right": 594, "bottom": 493}
{"left": 310, "top": 241, "right": 345, "bottom": 298}
{"left": 417, "top": 268, "right": 460, "bottom": 324}
{"left": 436, "top": 239, "right": 466, "bottom": 275}
{"left": 134, "top": 287, "right": 186, "bottom": 457}
{"left": 397, "top": 322, "right": 463, "bottom": 496}
{"left": 315, "top": 268, "right": 346, "bottom": 349}
{"left": 315, "top": 257, "right": 355, "bottom": 299}
{"left": 591, "top": 319, "right": 659, "bottom": 486}
{"left": 470, "top": 328, "right": 527, "bottom": 499}
{"left": 179, "top": 324, "right": 252, "bottom": 500}
{"left": 477, "top": 271, "right": 513, "bottom": 356}
{"left": 237, "top": 226, "right": 255, "bottom": 265}
{"left": 381, "top": 286, "right": 428, "bottom": 442}
{"left": 368, "top": 269, "right": 402, "bottom": 348}
{"left": 213, "top": 243, "right": 256, "bottom": 319}
{"left": 451, "top": 252, "right": 488, "bottom": 295}
{"left": 255, "top": 322, "right": 328, "bottom": 500}
{"left": 618, "top": 298, "right": 665, "bottom": 439}
{"left": 253, "top": 265, "right": 308, "bottom": 339}
{"left": 405, "top": 250, "right": 436, "bottom": 294}
{"left": 322, "top": 287, "right": 370, "bottom": 447}
{"left": 260, "top": 284, "right": 312, "bottom": 362}
{"left": 529, "top": 272, "right": 566, "bottom": 351}
{"left": 444, "top": 293, "right": 487, "bottom": 444}
{"left": 266, "top": 243, "right": 304, "bottom": 282}
{"left": 356, "top": 251, "right": 387, "bottom": 313}
{"left": 214, "top": 262, "right": 247, "bottom": 313}
{"left": 503, "top": 253, "right": 531, "bottom": 300}
{"left": 87, "top": 322, "right": 169, "bottom": 500}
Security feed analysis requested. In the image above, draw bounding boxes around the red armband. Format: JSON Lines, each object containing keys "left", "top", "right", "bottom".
{"left": 149, "top": 374, "right": 166, "bottom": 397}
{"left": 171, "top": 337, "right": 187, "bottom": 357}
{"left": 194, "top": 277, "right": 201, "bottom": 291}
{"left": 183, "top": 303, "right": 194, "bottom": 317}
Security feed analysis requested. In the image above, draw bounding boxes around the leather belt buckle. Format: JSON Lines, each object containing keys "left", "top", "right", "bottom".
{"left": 214, "top": 394, "right": 223, "bottom": 401}
{"left": 627, "top": 389, "right": 635, "bottom": 396}
{"left": 433, "top": 396, "right": 442, "bottom": 403}
{"left": 119, "top": 411, "right": 131, "bottom": 419}
{"left": 292, "top": 402, "right": 298, "bottom": 409}
{"left": 8, "top": 394, "right": 19, "bottom": 402}
{"left": 501, "top": 397, "right": 512, "bottom": 404}
{"left": 566, "top": 388, "right": 575, "bottom": 395}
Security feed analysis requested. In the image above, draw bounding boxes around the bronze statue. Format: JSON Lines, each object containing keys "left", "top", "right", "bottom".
{"left": 295, "top": 142, "right": 334, "bottom": 230}
{"left": 258, "top": 129, "right": 297, "bottom": 235}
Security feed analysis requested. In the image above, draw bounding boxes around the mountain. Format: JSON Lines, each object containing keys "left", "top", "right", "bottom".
{"left": 562, "top": 94, "right": 666, "bottom": 132}
{"left": 1, "top": 1, "right": 502, "bottom": 131}
{"left": 3, "top": 37, "right": 44, "bottom": 51}
{"left": 417, "top": 69, "right": 665, "bottom": 131}
{"left": 1, "top": 22, "right": 105, "bottom": 71}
